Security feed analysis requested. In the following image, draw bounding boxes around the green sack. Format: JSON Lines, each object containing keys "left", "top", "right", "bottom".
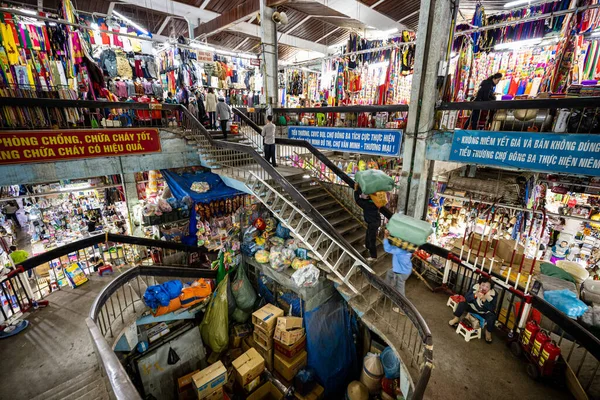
{"left": 386, "top": 214, "right": 433, "bottom": 246}
{"left": 540, "top": 262, "right": 577, "bottom": 284}
{"left": 232, "top": 307, "right": 251, "bottom": 323}
{"left": 200, "top": 275, "right": 229, "bottom": 353}
{"left": 355, "top": 170, "right": 395, "bottom": 195}
{"left": 231, "top": 265, "right": 257, "bottom": 312}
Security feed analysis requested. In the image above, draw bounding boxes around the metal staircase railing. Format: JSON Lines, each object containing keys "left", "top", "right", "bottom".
{"left": 247, "top": 172, "right": 373, "bottom": 293}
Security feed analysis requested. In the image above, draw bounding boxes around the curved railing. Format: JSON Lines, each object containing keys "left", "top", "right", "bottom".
{"left": 2, "top": 233, "right": 215, "bottom": 399}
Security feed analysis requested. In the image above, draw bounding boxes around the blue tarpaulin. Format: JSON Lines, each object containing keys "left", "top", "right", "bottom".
{"left": 160, "top": 170, "right": 243, "bottom": 204}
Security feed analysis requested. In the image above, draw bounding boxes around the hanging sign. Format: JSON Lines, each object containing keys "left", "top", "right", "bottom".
{"left": 0, "top": 128, "right": 161, "bottom": 165}
{"left": 288, "top": 126, "right": 402, "bottom": 157}
{"left": 250, "top": 59, "right": 261, "bottom": 67}
{"left": 450, "top": 130, "right": 600, "bottom": 176}
{"left": 197, "top": 51, "right": 214, "bottom": 63}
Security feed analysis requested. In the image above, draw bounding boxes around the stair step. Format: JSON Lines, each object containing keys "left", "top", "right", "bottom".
{"left": 344, "top": 229, "right": 366, "bottom": 246}
{"left": 62, "top": 379, "right": 107, "bottom": 400}
{"left": 312, "top": 198, "right": 338, "bottom": 211}
{"left": 336, "top": 221, "right": 361, "bottom": 236}
{"left": 304, "top": 192, "right": 331, "bottom": 202}
{"left": 328, "top": 213, "right": 356, "bottom": 227}
{"left": 30, "top": 367, "right": 101, "bottom": 400}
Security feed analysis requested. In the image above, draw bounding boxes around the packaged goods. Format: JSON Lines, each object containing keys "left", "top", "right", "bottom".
{"left": 274, "top": 317, "right": 304, "bottom": 346}
{"left": 192, "top": 361, "right": 227, "bottom": 399}
{"left": 386, "top": 214, "right": 433, "bottom": 245}
{"left": 252, "top": 304, "right": 284, "bottom": 332}
{"left": 274, "top": 350, "right": 307, "bottom": 381}
{"left": 232, "top": 348, "right": 265, "bottom": 386}
{"left": 355, "top": 170, "right": 395, "bottom": 194}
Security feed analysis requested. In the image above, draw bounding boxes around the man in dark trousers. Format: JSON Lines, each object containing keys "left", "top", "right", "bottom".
{"left": 354, "top": 187, "right": 380, "bottom": 262}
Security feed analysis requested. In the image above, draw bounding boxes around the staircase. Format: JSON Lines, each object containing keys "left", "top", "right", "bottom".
{"left": 29, "top": 367, "right": 108, "bottom": 400}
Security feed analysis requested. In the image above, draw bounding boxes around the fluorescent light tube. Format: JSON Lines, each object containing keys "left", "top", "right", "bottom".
{"left": 113, "top": 10, "right": 149, "bottom": 35}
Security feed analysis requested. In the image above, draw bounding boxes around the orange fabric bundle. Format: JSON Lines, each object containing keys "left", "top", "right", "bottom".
{"left": 180, "top": 279, "right": 212, "bottom": 308}
{"left": 369, "top": 191, "right": 388, "bottom": 208}
{"left": 152, "top": 297, "right": 181, "bottom": 316}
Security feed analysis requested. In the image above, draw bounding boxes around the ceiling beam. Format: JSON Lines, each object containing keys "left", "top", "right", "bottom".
{"left": 156, "top": 16, "right": 172, "bottom": 35}
{"left": 284, "top": 15, "right": 311, "bottom": 35}
{"left": 398, "top": 9, "right": 419, "bottom": 23}
{"left": 315, "top": 26, "right": 340, "bottom": 43}
{"left": 116, "top": 0, "right": 328, "bottom": 53}
{"left": 199, "top": 0, "right": 210, "bottom": 9}
{"left": 194, "top": 0, "right": 259, "bottom": 37}
{"left": 304, "top": 0, "right": 407, "bottom": 31}
{"left": 233, "top": 37, "right": 251, "bottom": 50}
{"left": 370, "top": 0, "right": 386, "bottom": 8}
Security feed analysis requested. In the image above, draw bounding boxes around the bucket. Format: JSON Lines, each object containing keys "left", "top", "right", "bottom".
{"left": 230, "top": 123, "right": 239, "bottom": 134}
{"left": 359, "top": 353, "right": 383, "bottom": 394}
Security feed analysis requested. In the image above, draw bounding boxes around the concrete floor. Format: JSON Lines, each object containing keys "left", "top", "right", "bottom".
{"left": 0, "top": 276, "right": 112, "bottom": 400}
{"left": 405, "top": 277, "right": 574, "bottom": 400}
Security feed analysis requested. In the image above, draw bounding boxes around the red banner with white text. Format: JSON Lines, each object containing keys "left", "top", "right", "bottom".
{"left": 0, "top": 128, "right": 161, "bottom": 164}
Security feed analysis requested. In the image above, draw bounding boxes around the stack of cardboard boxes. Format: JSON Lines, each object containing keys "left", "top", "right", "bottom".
{"left": 272, "top": 316, "right": 308, "bottom": 383}
{"left": 251, "top": 304, "right": 284, "bottom": 372}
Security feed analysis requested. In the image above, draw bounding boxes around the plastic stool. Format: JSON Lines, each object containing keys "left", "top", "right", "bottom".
{"left": 446, "top": 295, "right": 465, "bottom": 312}
{"left": 455, "top": 313, "right": 486, "bottom": 342}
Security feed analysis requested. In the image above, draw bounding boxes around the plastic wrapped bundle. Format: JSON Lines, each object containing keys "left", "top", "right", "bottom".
{"left": 269, "top": 245, "right": 288, "bottom": 271}
{"left": 292, "top": 264, "right": 319, "bottom": 287}
{"left": 292, "top": 258, "right": 312, "bottom": 270}
{"left": 386, "top": 214, "right": 433, "bottom": 246}
{"left": 255, "top": 250, "right": 270, "bottom": 264}
{"left": 231, "top": 265, "right": 257, "bottom": 312}
{"left": 544, "top": 289, "right": 589, "bottom": 318}
{"left": 355, "top": 170, "right": 395, "bottom": 194}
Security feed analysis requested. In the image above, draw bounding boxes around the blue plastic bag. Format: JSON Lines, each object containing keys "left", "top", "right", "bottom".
{"left": 143, "top": 280, "right": 183, "bottom": 308}
{"left": 276, "top": 222, "right": 290, "bottom": 239}
{"left": 381, "top": 347, "right": 400, "bottom": 379}
{"left": 544, "top": 289, "right": 589, "bottom": 318}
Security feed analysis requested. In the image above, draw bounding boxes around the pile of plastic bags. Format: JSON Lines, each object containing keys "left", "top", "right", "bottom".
{"left": 190, "top": 181, "right": 210, "bottom": 193}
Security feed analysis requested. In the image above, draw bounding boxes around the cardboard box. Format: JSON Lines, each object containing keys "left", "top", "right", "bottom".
{"left": 252, "top": 304, "right": 284, "bottom": 332}
{"left": 274, "top": 350, "right": 307, "bottom": 381}
{"left": 232, "top": 348, "right": 265, "bottom": 386}
{"left": 274, "top": 317, "right": 304, "bottom": 345}
{"left": 294, "top": 384, "right": 324, "bottom": 400}
{"left": 253, "top": 340, "right": 274, "bottom": 371}
{"left": 231, "top": 323, "right": 253, "bottom": 347}
{"left": 274, "top": 335, "right": 306, "bottom": 360}
{"left": 204, "top": 388, "right": 223, "bottom": 400}
{"left": 244, "top": 374, "right": 262, "bottom": 393}
{"left": 178, "top": 370, "right": 200, "bottom": 393}
{"left": 192, "top": 361, "right": 227, "bottom": 399}
{"left": 247, "top": 382, "right": 284, "bottom": 400}
{"left": 253, "top": 327, "right": 274, "bottom": 350}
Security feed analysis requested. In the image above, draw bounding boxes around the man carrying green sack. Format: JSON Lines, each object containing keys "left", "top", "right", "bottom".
{"left": 354, "top": 185, "right": 381, "bottom": 262}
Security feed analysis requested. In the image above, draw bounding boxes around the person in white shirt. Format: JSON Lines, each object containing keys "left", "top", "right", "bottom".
{"left": 262, "top": 115, "right": 277, "bottom": 167}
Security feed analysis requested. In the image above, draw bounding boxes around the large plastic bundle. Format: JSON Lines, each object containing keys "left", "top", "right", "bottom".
{"left": 255, "top": 250, "right": 270, "bottom": 264}
{"left": 143, "top": 280, "right": 183, "bottom": 308}
{"left": 380, "top": 347, "right": 400, "bottom": 379}
{"left": 355, "top": 170, "right": 395, "bottom": 194}
{"left": 386, "top": 214, "right": 433, "bottom": 246}
{"left": 231, "top": 265, "right": 257, "bottom": 312}
{"left": 544, "top": 289, "right": 589, "bottom": 318}
{"left": 200, "top": 275, "right": 229, "bottom": 353}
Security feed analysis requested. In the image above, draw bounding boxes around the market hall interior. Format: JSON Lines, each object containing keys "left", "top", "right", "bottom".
{"left": 0, "top": 0, "right": 599, "bottom": 399}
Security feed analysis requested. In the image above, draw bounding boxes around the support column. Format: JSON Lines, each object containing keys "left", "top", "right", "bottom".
{"left": 398, "top": 0, "right": 453, "bottom": 218}
{"left": 259, "top": 0, "right": 279, "bottom": 110}
{"left": 122, "top": 173, "right": 139, "bottom": 236}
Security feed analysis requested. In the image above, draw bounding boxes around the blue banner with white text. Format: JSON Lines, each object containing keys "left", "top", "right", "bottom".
{"left": 288, "top": 126, "right": 402, "bottom": 157}
{"left": 450, "top": 130, "right": 600, "bottom": 176}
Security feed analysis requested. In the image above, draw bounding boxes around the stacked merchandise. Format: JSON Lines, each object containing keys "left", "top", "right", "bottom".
{"left": 285, "top": 68, "right": 320, "bottom": 107}
{"left": 448, "top": 0, "right": 600, "bottom": 101}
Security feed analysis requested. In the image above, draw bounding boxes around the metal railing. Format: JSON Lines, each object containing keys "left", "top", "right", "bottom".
{"left": 273, "top": 104, "right": 409, "bottom": 128}
{"left": 436, "top": 97, "right": 600, "bottom": 133}
{"left": 87, "top": 264, "right": 217, "bottom": 399}
{"left": 2, "top": 233, "right": 214, "bottom": 398}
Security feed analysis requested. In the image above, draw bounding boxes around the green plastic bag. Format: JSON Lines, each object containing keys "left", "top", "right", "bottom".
{"left": 232, "top": 307, "right": 251, "bottom": 323}
{"left": 231, "top": 265, "right": 257, "bottom": 312}
{"left": 355, "top": 170, "right": 395, "bottom": 194}
{"left": 540, "top": 262, "right": 577, "bottom": 284}
{"left": 386, "top": 214, "right": 433, "bottom": 246}
{"left": 200, "top": 275, "right": 229, "bottom": 353}
{"left": 216, "top": 251, "right": 227, "bottom": 285}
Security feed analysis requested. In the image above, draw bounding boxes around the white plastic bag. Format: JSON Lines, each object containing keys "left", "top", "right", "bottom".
{"left": 291, "top": 264, "right": 319, "bottom": 287}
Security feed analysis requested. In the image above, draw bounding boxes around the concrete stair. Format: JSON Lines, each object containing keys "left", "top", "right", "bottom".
{"left": 29, "top": 367, "right": 108, "bottom": 400}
